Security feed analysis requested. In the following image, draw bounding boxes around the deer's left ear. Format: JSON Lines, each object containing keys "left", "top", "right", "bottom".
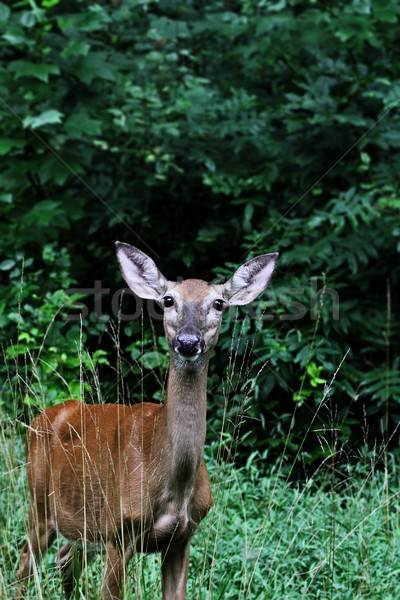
{"left": 222, "top": 253, "right": 279, "bottom": 306}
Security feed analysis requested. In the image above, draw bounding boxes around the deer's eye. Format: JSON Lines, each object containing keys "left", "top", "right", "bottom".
{"left": 213, "top": 299, "right": 225, "bottom": 312}
{"left": 163, "top": 296, "right": 174, "bottom": 308}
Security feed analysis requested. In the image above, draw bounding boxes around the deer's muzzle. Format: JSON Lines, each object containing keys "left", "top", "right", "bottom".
{"left": 173, "top": 326, "right": 205, "bottom": 359}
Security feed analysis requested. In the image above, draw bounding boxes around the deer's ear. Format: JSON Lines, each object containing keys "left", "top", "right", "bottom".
{"left": 115, "top": 242, "right": 168, "bottom": 300}
{"left": 223, "top": 253, "right": 279, "bottom": 306}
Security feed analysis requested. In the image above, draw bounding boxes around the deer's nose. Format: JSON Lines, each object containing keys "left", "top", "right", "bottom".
{"left": 173, "top": 326, "right": 205, "bottom": 358}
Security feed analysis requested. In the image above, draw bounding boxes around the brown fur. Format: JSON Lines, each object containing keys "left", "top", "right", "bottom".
{"left": 16, "top": 387, "right": 212, "bottom": 599}
{"left": 178, "top": 279, "right": 211, "bottom": 301}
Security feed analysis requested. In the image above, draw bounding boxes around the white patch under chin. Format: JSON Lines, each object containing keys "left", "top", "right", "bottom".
{"left": 175, "top": 348, "right": 201, "bottom": 362}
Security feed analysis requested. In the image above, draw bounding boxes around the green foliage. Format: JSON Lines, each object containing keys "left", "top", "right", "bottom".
{"left": 0, "top": 0, "right": 399, "bottom": 465}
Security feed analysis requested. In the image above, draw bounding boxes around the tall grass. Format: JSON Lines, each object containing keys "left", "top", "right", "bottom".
{"left": 2, "top": 420, "right": 400, "bottom": 599}
{"left": 1, "top": 313, "right": 400, "bottom": 599}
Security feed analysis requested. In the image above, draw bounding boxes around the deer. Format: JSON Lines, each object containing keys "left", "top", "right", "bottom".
{"left": 15, "top": 242, "right": 278, "bottom": 599}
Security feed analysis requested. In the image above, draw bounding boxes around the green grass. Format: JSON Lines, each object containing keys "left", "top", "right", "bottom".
{"left": 2, "top": 412, "right": 400, "bottom": 599}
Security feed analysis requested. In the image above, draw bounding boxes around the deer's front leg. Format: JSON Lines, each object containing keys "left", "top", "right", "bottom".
{"left": 15, "top": 504, "right": 56, "bottom": 598}
{"left": 161, "top": 540, "right": 191, "bottom": 600}
{"left": 55, "top": 543, "right": 84, "bottom": 599}
{"left": 101, "top": 542, "right": 134, "bottom": 600}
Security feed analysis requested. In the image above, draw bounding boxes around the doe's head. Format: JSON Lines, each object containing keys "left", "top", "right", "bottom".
{"left": 116, "top": 242, "right": 278, "bottom": 368}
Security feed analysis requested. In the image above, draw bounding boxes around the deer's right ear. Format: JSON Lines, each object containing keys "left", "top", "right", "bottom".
{"left": 115, "top": 242, "right": 168, "bottom": 300}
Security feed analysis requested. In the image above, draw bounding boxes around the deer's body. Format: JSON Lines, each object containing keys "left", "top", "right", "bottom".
{"left": 16, "top": 245, "right": 278, "bottom": 599}
{"left": 26, "top": 398, "right": 211, "bottom": 549}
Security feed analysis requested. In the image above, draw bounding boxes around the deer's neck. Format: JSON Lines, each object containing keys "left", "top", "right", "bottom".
{"left": 158, "top": 356, "right": 208, "bottom": 497}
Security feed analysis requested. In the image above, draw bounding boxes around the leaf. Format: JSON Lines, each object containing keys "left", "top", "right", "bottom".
{"left": 74, "top": 53, "right": 117, "bottom": 84}
{"left": 244, "top": 203, "right": 254, "bottom": 222}
{"left": 0, "top": 259, "right": 16, "bottom": 270}
{"left": 23, "top": 201, "right": 63, "bottom": 226}
{"left": 148, "top": 16, "right": 190, "bottom": 40}
{"left": 125, "top": 343, "right": 141, "bottom": 361}
{"left": 23, "top": 110, "right": 63, "bottom": 129}
{"left": 20, "top": 11, "right": 36, "bottom": 28}
{"left": 0, "top": 2, "right": 10, "bottom": 22}
{"left": 374, "top": 7, "right": 399, "bottom": 23}
{"left": 42, "top": 0, "right": 60, "bottom": 7}
{"left": 140, "top": 351, "right": 162, "bottom": 370}
{"left": 64, "top": 113, "right": 102, "bottom": 137}
{"left": 2, "top": 33, "right": 31, "bottom": 48}
{"left": 57, "top": 7, "right": 111, "bottom": 32}
{"left": 9, "top": 60, "right": 60, "bottom": 82}
{"left": 60, "top": 40, "right": 91, "bottom": 59}
{"left": 0, "top": 138, "right": 25, "bottom": 155}
{"left": 37, "top": 153, "right": 82, "bottom": 185}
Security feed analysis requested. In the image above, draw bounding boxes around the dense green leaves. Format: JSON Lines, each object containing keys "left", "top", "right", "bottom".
{"left": 0, "top": 0, "right": 399, "bottom": 467}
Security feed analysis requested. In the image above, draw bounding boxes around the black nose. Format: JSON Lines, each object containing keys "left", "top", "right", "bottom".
{"left": 173, "top": 326, "right": 205, "bottom": 357}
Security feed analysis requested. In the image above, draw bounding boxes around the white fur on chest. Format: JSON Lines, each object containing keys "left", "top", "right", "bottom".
{"left": 153, "top": 501, "right": 191, "bottom": 540}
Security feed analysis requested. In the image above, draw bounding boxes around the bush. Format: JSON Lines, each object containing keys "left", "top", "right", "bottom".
{"left": 1, "top": 0, "right": 399, "bottom": 468}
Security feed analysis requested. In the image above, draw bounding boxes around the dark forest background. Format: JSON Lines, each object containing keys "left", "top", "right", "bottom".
{"left": 1, "top": 0, "right": 399, "bottom": 473}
